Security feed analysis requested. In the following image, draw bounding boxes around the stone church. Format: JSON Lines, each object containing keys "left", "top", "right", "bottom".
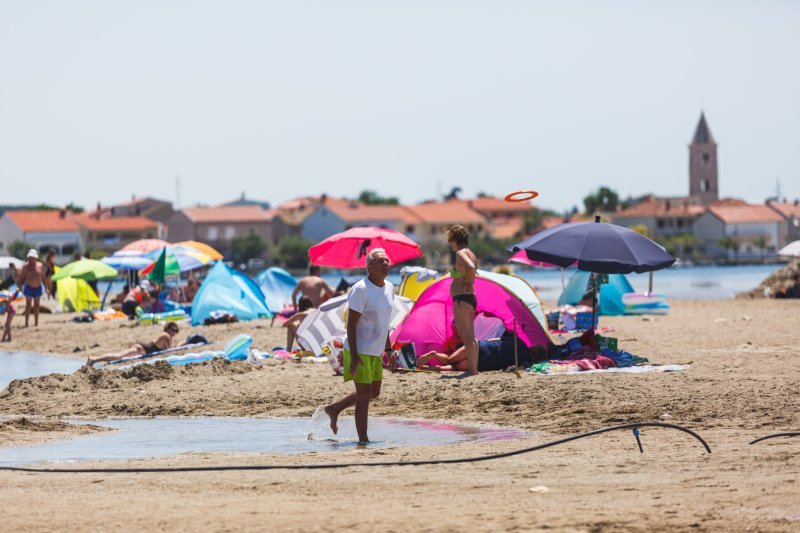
{"left": 688, "top": 112, "right": 719, "bottom": 205}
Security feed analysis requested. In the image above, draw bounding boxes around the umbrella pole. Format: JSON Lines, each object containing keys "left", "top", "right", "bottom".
{"left": 513, "top": 318, "right": 521, "bottom": 379}
{"left": 648, "top": 272, "right": 653, "bottom": 296}
{"left": 100, "top": 280, "right": 112, "bottom": 311}
{"left": 591, "top": 283, "right": 597, "bottom": 335}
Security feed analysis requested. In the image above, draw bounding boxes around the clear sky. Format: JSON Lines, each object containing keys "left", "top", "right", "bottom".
{"left": 1, "top": 1, "right": 798, "bottom": 213}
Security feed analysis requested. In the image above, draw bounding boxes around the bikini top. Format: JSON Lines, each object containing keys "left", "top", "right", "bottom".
{"left": 450, "top": 267, "right": 465, "bottom": 279}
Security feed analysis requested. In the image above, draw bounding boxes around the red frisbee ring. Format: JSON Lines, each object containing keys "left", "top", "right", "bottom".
{"left": 504, "top": 190, "right": 539, "bottom": 202}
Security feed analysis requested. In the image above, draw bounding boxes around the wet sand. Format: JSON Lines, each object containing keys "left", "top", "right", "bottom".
{"left": 0, "top": 299, "right": 798, "bottom": 531}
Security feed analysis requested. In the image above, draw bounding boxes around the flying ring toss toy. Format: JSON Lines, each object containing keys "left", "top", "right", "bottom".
{"left": 504, "top": 190, "right": 539, "bottom": 202}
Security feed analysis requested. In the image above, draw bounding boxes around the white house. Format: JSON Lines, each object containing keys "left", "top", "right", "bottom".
{"left": 0, "top": 210, "right": 82, "bottom": 263}
{"left": 693, "top": 203, "right": 786, "bottom": 259}
{"left": 300, "top": 197, "right": 419, "bottom": 243}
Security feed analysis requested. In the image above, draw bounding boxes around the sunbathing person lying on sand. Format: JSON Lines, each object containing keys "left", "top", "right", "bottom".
{"left": 418, "top": 335, "right": 547, "bottom": 372}
{"left": 85, "top": 322, "right": 188, "bottom": 367}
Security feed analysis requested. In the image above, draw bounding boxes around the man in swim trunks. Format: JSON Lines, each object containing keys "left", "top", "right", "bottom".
{"left": 323, "top": 248, "right": 396, "bottom": 444}
{"left": 18, "top": 249, "right": 50, "bottom": 328}
{"left": 85, "top": 322, "right": 187, "bottom": 367}
{"left": 292, "top": 265, "right": 334, "bottom": 309}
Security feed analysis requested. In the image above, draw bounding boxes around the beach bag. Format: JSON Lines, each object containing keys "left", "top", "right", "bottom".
{"left": 203, "top": 310, "right": 238, "bottom": 325}
{"left": 393, "top": 343, "right": 417, "bottom": 369}
{"left": 186, "top": 333, "right": 209, "bottom": 345}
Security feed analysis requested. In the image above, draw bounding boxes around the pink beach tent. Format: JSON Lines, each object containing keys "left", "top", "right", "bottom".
{"left": 391, "top": 271, "right": 552, "bottom": 356}
{"left": 509, "top": 250, "right": 562, "bottom": 268}
{"left": 308, "top": 227, "right": 422, "bottom": 269}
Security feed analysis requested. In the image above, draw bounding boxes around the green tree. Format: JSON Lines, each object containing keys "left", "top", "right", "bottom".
{"left": 466, "top": 234, "right": 517, "bottom": 264}
{"left": 717, "top": 236, "right": 740, "bottom": 261}
{"left": 752, "top": 235, "right": 768, "bottom": 259}
{"left": 65, "top": 202, "right": 84, "bottom": 213}
{"left": 583, "top": 186, "right": 621, "bottom": 215}
{"left": 8, "top": 240, "right": 34, "bottom": 259}
{"left": 357, "top": 190, "right": 399, "bottom": 206}
{"left": 274, "top": 235, "right": 315, "bottom": 269}
{"left": 522, "top": 208, "right": 545, "bottom": 235}
{"left": 231, "top": 231, "right": 267, "bottom": 263}
{"left": 665, "top": 233, "right": 699, "bottom": 258}
{"left": 444, "top": 186, "right": 462, "bottom": 201}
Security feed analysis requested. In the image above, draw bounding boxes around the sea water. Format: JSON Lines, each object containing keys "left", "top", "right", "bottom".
{"left": 94, "top": 264, "right": 783, "bottom": 303}
{"left": 0, "top": 416, "right": 527, "bottom": 466}
{"left": 506, "top": 264, "right": 782, "bottom": 300}
{"left": 318, "top": 264, "right": 782, "bottom": 300}
{"left": 0, "top": 351, "right": 83, "bottom": 391}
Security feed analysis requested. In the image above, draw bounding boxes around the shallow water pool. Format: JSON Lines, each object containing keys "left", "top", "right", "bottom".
{"left": 0, "top": 351, "right": 82, "bottom": 391}
{"left": 0, "top": 416, "right": 526, "bottom": 466}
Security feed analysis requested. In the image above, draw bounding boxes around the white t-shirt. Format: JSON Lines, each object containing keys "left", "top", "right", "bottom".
{"left": 344, "top": 277, "right": 395, "bottom": 357}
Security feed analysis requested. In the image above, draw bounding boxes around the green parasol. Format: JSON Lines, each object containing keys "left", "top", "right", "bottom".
{"left": 147, "top": 248, "right": 169, "bottom": 284}
{"left": 51, "top": 259, "right": 118, "bottom": 282}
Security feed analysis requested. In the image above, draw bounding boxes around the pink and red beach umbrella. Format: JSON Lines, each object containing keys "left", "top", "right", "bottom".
{"left": 309, "top": 227, "right": 423, "bottom": 269}
{"left": 120, "top": 239, "right": 170, "bottom": 254}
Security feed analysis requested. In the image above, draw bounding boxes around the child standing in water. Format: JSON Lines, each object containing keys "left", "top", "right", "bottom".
{"left": 1, "top": 290, "right": 18, "bottom": 342}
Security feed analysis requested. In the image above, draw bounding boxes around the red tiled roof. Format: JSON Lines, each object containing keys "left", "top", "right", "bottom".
{"left": 326, "top": 201, "right": 420, "bottom": 224}
{"left": 277, "top": 196, "right": 324, "bottom": 211}
{"left": 541, "top": 216, "right": 569, "bottom": 230}
{"left": 489, "top": 218, "right": 525, "bottom": 240}
{"left": 404, "top": 200, "right": 486, "bottom": 224}
{"left": 708, "top": 198, "right": 747, "bottom": 207}
{"left": 182, "top": 206, "right": 274, "bottom": 223}
{"left": 3, "top": 210, "right": 80, "bottom": 233}
{"left": 115, "top": 196, "right": 169, "bottom": 208}
{"left": 706, "top": 204, "right": 784, "bottom": 224}
{"left": 616, "top": 197, "right": 704, "bottom": 218}
{"left": 469, "top": 196, "right": 533, "bottom": 214}
{"left": 540, "top": 214, "right": 592, "bottom": 230}
{"left": 73, "top": 214, "right": 158, "bottom": 232}
{"left": 767, "top": 201, "right": 800, "bottom": 219}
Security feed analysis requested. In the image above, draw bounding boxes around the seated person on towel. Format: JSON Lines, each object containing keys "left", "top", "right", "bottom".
{"left": 85, "top": 322, "right": 189, "bottom": 367}
{"left": 121, "top": 281, "right": 152, "bottom": 318}
{"left": 283, "top": 296, "right": 314, "bottom": 351}
{"left": 418, "top": 334, "right": 546, "bottom": 372}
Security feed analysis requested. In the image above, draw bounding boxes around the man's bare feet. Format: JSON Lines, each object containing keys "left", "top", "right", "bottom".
{"left": 324, "top": 405, "right": 338, "bottom": 434}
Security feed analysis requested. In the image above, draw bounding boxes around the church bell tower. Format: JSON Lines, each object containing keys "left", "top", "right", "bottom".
{"left": 689, "top": 112, "right": 719, "bottom": 204}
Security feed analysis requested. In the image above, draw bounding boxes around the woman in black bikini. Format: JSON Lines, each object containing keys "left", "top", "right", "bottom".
{"left": 85, "top": 322, "right": 184, "bottom": 367}
{"left": 446, "top": 225, "right": 479, "bottom": 375}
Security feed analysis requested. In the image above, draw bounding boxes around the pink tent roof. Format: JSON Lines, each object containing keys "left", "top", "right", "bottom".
{"left": 391, "top": 274, "right": 550, "bottom": 357}
{"left": 509, "top": 250, "right": 573, "bottom": 268}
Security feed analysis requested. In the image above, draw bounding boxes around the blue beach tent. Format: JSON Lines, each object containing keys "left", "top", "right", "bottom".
{"left": 557, "top": 270, "right": 634, "bottom": 316}
{"left": 255, "top": 267, "right": 297, "bottom": 314}
{"left": 191, "top": 262, "right": 272, "bottom": 325}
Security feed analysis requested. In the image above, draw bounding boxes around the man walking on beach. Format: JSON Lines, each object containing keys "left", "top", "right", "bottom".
{"left": 18, "top": 249, "right": 49, "bottom": 328}
{"left": 292, "top": 264, "right": 333, "bottom": 309}
{"left": 324, "top": 248, "right": 395, "bottom": 444}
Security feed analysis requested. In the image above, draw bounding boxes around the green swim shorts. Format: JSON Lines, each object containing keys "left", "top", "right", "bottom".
{"left": 343, "top": 349, "right": 383, "bottom": 384}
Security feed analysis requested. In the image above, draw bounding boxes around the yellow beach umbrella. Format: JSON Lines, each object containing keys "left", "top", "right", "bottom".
{"left": 176, "top": 241, "right": 223, "bottom": 260}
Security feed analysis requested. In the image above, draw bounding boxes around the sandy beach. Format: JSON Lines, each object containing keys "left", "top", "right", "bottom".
{"left": 1, "top": 298, "right": 799, "bottom": 531}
